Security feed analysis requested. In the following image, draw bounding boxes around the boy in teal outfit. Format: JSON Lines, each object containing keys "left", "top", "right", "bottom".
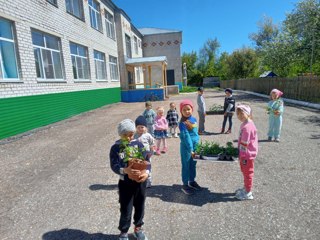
{"left": 267, "top": 89, "right": 284, "bottom": 142}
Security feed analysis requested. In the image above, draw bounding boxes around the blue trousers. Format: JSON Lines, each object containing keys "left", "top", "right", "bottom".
{"left": 181, "top": 154, "right": 197, "bottom": 185}
{"left": 268, "top": 115, "right": 282, "bottom": 139}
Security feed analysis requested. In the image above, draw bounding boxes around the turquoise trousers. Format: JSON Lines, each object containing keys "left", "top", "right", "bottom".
{"left": 268, "top": 114, "right": 282, "bottom": 139}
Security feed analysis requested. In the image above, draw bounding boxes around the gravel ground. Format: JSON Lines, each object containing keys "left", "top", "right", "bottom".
{"left": 0, "top": 89, "right": 319, "bottom": 240}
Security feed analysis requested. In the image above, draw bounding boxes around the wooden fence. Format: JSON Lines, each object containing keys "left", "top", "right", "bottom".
{"left": 220, "top": 76, "right": 320, "bottom": 103}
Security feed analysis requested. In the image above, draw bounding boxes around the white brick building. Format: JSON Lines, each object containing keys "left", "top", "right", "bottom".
{"left": 0, "top": 0, "right": 183, "bottom": 139}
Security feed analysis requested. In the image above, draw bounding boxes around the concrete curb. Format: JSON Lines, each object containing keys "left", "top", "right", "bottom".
{"left": 235, "top": 90, "right": 320, "bottom": 110}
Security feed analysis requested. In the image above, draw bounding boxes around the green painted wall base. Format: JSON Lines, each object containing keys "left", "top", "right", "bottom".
{"left": 0, "top": 88, "right": 121, "bottom": 140}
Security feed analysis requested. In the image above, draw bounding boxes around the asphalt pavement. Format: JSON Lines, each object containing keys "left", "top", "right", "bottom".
{"left": 0, "top": 89, "right": 319, "bottom": 240}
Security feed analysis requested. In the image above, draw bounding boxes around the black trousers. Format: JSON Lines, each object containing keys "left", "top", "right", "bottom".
{"left": 222, "top": 114, "right": 233, "bottom": 130}
{"left": 118, "top": 179, "right": 147, "bottom": 233}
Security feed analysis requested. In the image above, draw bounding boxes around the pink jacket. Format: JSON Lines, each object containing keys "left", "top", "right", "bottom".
{"left": 154, "top": 115, "right": 168, "bottom": 130}
{"left": 238, "top": 120, "right": 258, "bottom": 160}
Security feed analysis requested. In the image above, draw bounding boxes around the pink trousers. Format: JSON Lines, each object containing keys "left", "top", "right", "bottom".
{"left": 240, "top": 158, "right": 255, "bottom": 192}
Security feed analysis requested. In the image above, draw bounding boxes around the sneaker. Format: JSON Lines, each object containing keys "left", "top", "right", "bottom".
{"left": 167, "top": 133, "right": 172, "bottom": 138}
{"left": 225, "top": 129, "right": 231, "bottom": 134}
{"left": 174, "top": 133, "right": 179, "bottom": 138}
{"left": 235, "top": 187, "right": 245, "bottom": 196}
{"left": 119, "top": 232, "right": 129, "bottom": 240}
{"left": 235, "top": 190, "right": 254, "bottom": 200}
{"left": 268, "top": 137, "right": 272, "bottom": 141}
{"left": 275, "top": 138, "right": 280, "bottom": 142}
{"left": 220, "top": 128, "right": 225, "bottom": 134}
{"left": 181, "top": 185, "right": 194, "bottom": 195}
{"left": 155, "top": 149, "right": 161, "bottom": 155}
{"left": 188, "top": 181, "right": 202, "bottom": 190}
{"left": 133, "top": 227, "right": 148, "bottom": 240}
{"left": 161, "top": 147, "right": 168, "bottom": 153}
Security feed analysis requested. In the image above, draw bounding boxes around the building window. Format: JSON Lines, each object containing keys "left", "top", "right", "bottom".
{"left": 0, "top": 18, "right": 19, "bottom": 80}
{"left": 47, "top": 0, "right": 58, "bottom": 6}
{"left": 94, "top": 50, "right": 106, "bottom": 80}
{"left": 125, "top": 34, "right": 132, "bottom": 58}
{"left": 70, "top": 42, "right": 90, "bottom": 80}
{"left": 105, "top": 10, "right": 115, "bottom": 40}
{"left": 134, "top": 36, "right": 138, "bottom": 54}
{"left": 32, "top": 30, "right": 64, "bottom": 80}
{"left": 65, "top": 0, "right": 84, "bottom": 20}
{"left": 109, "top": 56, "right": 119, "bottom": 81}
{"left": 89, "top": 0, "right": 102, "bottom": 31}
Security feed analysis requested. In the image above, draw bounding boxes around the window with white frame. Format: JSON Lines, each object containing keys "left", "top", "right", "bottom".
{"left": 134, "top": 36, "right": 138, "bottom": 54}
{"left": 94, "top": 50, "right": 106, "bottom": 80}
{"left": 89, "top": 0, "right": 102, "bottom": 31}
{"left": 105, "top": 10, "right": 115, "bottom": 40}
{"left": 0, "top": 18, "right": 19, "bottom": 80}
{"left": 32, "top": 30, "right": 64, "bottom": 80}
{"left": 70, "top": 42, "right": 90, "bottom": 80}
{"left": 125, "top": 34, "right": 132, "bottom": 58}
{"left": 65, "top": 0, "right": 84, "bottom": 20}
{"left": 109, "top": 56, "right": 119, "bottom": 81}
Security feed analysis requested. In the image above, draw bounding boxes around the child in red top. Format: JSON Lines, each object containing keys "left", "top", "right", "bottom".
{"left": 235, "top": 104, "right": 258, "bottom": 200}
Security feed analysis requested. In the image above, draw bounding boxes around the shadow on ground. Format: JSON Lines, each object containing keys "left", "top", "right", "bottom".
{"left": 42, "top": 229, "right": 121, "bottom": 240}
{"left": 146, "top": 184, "right": 237, "bottom": 206}
{"left": 297, "top": 115, "right": 320, "bottom": 127}
{"left": 89, "top": 183, "right": 237, "bottom": 206}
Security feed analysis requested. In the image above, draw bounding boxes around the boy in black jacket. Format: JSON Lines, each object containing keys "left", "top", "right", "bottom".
{"left": 110, "top": 119, "right": 150, "bottom": 240}
{"left": 221, "top": 88, "right": 235, "bottom": 134}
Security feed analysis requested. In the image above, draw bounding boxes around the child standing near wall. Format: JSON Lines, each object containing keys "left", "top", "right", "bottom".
{"left": 142, "top": 101, "right": 156, "bottom": 136}
{"left": 134, "top": 115, "right": 155, "bottom": 188}
{"left": 267, "top": 89, "right": 284, "bottom": 142}
{"left": 235, "top": 105, "right": 258, "bottom": 200}
{"left": 179, "top": 99, "right": 201, "bottom": 195}
{"left": 221, "top": 88, "right": 235, "bottom": 134}
{"left": 154, "top": 106, "right": 169, "bottom": 155}
{"left": 166, "top": 102, "right": 179, "bottom": 138}
{"left": 109, "top": 119, "right": 150, "bottom": 240}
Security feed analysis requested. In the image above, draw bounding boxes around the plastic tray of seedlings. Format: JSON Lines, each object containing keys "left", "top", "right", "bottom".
{"left": 193, "top": 153, "right": 238, "bottom": 162}
{"left": 193, "top": 141, "right": 238, "bottom": 163}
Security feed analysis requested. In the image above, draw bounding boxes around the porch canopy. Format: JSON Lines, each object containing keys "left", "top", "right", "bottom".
{"left": 125, "top": 56, "right": 167, "bottom": 89}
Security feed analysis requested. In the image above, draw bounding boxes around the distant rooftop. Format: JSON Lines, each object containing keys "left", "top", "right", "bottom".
{"left": 139, "top": 28, "right": 181, "bottom": 35}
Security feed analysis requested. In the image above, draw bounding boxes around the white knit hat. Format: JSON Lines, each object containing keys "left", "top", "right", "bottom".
{"left": 117, "top": 119, "right": 136, "bottom": 136}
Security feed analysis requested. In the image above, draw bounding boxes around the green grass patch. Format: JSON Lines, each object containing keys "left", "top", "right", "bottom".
{"left": 180, "top": 86, "right": 198, "bottom": 93}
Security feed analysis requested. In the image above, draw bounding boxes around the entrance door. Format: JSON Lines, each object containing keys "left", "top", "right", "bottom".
{"left": 128, "top": 71, "right": 134, "bottom": 89}
{"left": 166, "top": 69, "right": 175, "bottom": 85}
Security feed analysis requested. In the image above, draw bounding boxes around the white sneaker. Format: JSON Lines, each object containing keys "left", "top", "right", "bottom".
{"left": 174, "top": 133, "right": 179, "bottom": 138}
{"left": 236, "top": 190, "right": 254, "bottom": 200}
{"left": 167, "top": 133, "right": 172, "bottom": 138}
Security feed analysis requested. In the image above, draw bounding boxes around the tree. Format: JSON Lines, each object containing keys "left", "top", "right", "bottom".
{"left": 225, "top": 47, "right": 258, "bottom": 79}
{"left": 198, "top": 38, "right": 220, "bottom": 77}
{"left": 216, "top": 52, "right": 230, "bottom": 80}
{"left": 249, "top": 15, "right": 279, "bottom": 49}
{"left": 181, "top": 51, "right": 202, "bottom": 85}
{"left": 283, "top": 0, "right": 320, "bottom": 75}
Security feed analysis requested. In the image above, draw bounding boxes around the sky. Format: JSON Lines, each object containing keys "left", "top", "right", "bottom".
{"left": 112, "top": 0, "right": 300, "bottom": 55}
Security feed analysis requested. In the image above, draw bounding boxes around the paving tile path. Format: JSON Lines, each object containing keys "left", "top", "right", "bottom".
{"left": 0, "top": 89, "right": 319, "bottom": 240}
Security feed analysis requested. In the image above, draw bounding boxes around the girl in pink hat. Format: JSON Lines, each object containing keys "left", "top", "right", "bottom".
{"left": 267, "top": 89, "right": 284, "bottom": 142}
{"left": 179, "top": 99, "right": 201, "bottom": 195}
{"left": 235, "top": 104, "right": 258, "bottom": 200}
